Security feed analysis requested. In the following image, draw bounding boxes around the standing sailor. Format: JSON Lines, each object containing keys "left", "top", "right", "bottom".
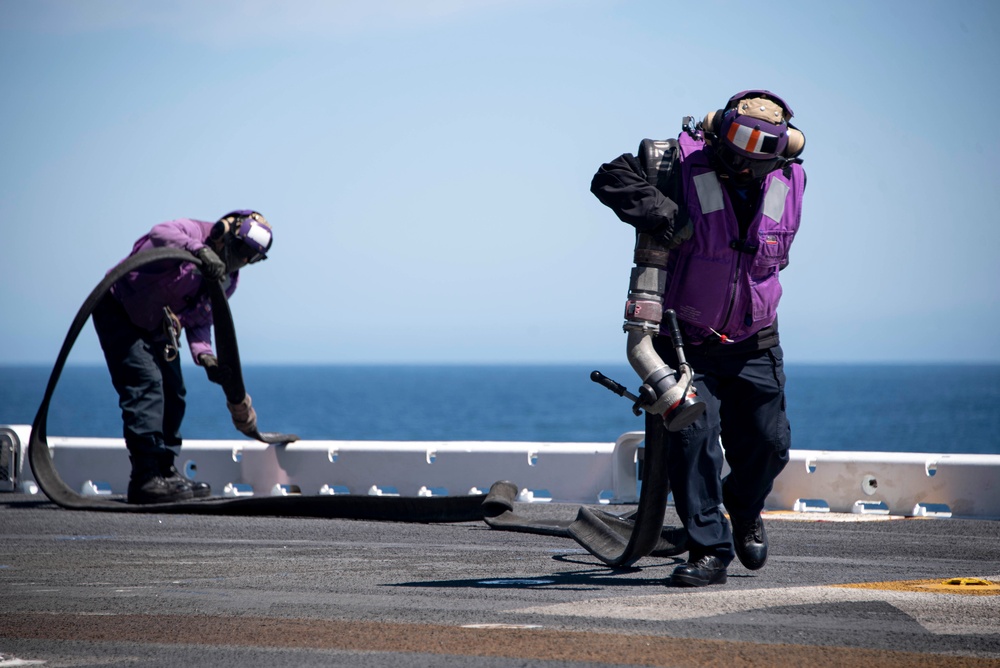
{"left": 591, "top": 90, "right": 807, "bottom": 586}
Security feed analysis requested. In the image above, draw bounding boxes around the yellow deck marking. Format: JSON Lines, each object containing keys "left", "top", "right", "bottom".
{"left": 833, "top": 578, "right": 1000, "bottom": 595}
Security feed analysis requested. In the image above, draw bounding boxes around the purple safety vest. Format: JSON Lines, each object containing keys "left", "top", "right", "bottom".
{"left": 663, "top": 132, "right": 805, "bottom": 344}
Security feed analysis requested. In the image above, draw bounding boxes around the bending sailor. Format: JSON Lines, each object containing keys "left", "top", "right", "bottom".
{"left": 92, "top": 211, "right": 274, "bottom": 504}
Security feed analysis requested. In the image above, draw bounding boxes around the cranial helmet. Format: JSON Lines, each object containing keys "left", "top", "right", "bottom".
{"left": 703, "top": 90, "right": 805, "bottom": 181}
{"left": 212, "top": 210, "right": 273, "bottom": 264}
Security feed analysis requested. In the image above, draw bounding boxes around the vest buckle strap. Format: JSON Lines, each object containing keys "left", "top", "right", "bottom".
{"left": 729, "top": 239, "right": 759, "bottom": 254}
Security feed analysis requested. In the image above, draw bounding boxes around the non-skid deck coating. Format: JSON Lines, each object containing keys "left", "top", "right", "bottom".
{"left": 1, "top": 494, "right": 998, "bottom": 667}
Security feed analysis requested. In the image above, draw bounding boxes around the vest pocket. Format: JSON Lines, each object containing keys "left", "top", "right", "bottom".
{"left": 666, "top": 254, "right": 732, "bottom": 329}
{"left": 753, "top": 230, "right": 792, "bottom": 265}
{"left": 750, "top": 231, "right": 792, "bottom": 285}
{"left": 750, "top": 272, "right": 783, "bottom": 323}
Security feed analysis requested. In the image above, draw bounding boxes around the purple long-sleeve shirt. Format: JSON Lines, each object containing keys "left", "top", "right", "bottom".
{"left": 109, "top": 218, "right": 239, "bottom": 364}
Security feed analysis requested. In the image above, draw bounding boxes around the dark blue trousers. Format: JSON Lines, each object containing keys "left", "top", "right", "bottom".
{"left": 647, "top": 341, "right": 791, "bottom": 565}
{"left": 92, "top": 293, "right": 186, "bottom": 478}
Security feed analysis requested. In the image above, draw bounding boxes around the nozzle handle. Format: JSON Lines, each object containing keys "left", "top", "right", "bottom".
{"left": 591, "top": 370, "right": 628, "bottom": 397}
{"left": 591, "top": 370, "right": 646, "bottom": 416}
{"left": 664, "top": 309, "right": 684, "bottom": 349}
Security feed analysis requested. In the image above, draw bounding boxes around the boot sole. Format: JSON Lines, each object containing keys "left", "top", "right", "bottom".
{"left": 671, "top": 570, "right": 728, "bottom": 587}
{"left": 127, "top": 492, "right": 195, "bottom": 504}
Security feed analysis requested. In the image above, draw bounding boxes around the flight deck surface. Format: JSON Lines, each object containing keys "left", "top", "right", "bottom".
{"left": 1, "top": 495, "right": 998, "bottom": 667}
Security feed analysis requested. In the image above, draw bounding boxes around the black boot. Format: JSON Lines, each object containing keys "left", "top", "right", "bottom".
{"left": 160, "top": 454, "right": 211, "bottom": 499}
{"left": 127, "top": 471, "right": 194, "bottom": 504}
{"left": 670, "top": 555, "right": 728, "bottom": 587}
{"left": 731, "top": 514, "right": 768, "bottom": 570}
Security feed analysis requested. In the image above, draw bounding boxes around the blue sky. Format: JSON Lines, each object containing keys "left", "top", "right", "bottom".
{"left": 2, "top": 0, "right": 998, "bottom": 366}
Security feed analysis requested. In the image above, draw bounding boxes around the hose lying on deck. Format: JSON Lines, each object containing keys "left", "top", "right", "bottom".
{"left": 28, "top": 247, "right": 687, "bottom": 568}
{"left": 27, "top": 247, "right": 484, "bottom": 521}
{"left": 482, "top": 415, "right": 686, "bottom": 568}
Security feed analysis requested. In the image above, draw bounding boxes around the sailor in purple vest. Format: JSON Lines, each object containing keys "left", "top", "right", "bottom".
{"left": 92, "top": 211, "right": 273, "bottom": 504}
{"left": 591, "top": 90, "right": 806, "bottom": 586}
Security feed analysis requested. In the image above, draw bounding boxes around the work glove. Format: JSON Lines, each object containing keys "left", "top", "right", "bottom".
{"left": 639, "top": 220, "right": 692, "bottom": 250}
{"left": 659, "top": 219, "right": 693, "bottom": 249}
{"left": 196, "top": 246, "right": 226, "bottom": 281}
{"left": 227, "top": 394, "right": 258, "bottom": 436}
{"left": 198, "top": 354, "right": 232, "bottom": 386}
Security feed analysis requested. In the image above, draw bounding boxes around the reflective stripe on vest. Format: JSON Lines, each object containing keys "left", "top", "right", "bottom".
{"left": 692, "top": 172, "right": 725, "bottom": 214}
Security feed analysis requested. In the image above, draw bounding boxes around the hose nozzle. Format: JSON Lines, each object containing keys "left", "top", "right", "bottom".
{"left": 661, "top": 389, "right": 705, "bottom": 432}
{"left": 622, "top": 233, "right": 705, "bottom": 431}
{"left": 637, "top": 355, "right": 705, "bottom": 432}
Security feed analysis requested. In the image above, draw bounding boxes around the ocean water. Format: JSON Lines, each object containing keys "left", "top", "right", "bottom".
{"left": 1, "top": 363, "right": 998, "bottom": 455}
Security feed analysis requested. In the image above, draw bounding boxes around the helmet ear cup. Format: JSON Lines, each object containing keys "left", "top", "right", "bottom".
{"left": 210, "top": 216, "right": 234, "bottom": 243}
{"left": 703, "top": 110, "right": 724, "bottom": 140}
{"left": 785, "top": 124, "right": 805, "bottom": 158}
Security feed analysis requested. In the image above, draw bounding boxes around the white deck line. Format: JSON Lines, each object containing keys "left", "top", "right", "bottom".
{"left": 2, "top": 425, "right": 998, "bottom": 519}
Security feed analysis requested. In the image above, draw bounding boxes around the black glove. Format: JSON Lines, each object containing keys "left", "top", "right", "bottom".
{"left": 199, "top": 354, "right": 232, "bottom": 386}
{"left": 196, "top": 246, "right": 226, "bottom": 281}
{"left": 656, "top": 219, "right": 693, "bottom": 249}
{"left": 227, "top": 394, "right": 258, "bottom": 436}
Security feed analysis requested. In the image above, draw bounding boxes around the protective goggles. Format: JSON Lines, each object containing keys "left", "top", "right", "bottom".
{"left": 715, "top": 143, "right": 782, "bottom": 180}
{"left": 232, "top": 239, "right": 267, "bottom": 264}
{"left": 232, "top": 215, "right": 272, "bottom": 264}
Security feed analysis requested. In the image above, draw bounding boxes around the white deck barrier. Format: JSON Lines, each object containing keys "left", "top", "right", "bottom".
{"left": 2, "top": 425, "right": 998, "bottom": 519}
